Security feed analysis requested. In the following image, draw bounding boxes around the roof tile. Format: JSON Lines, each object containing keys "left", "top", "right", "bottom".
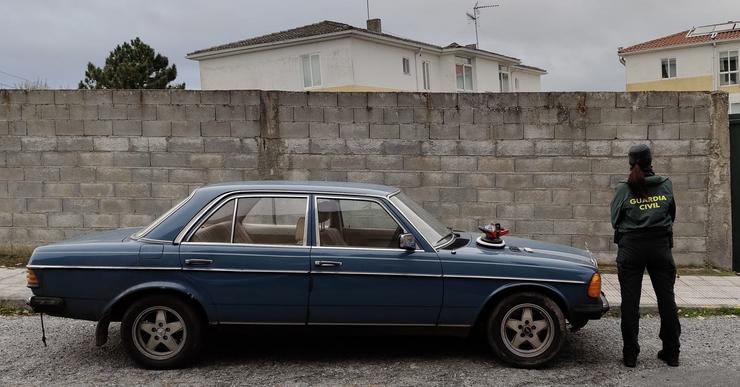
{"left": 619, "top": 22, "right": 740, "bottom": 55}
{"left": 188, "top": 20, "right": 520, "bottom": 63}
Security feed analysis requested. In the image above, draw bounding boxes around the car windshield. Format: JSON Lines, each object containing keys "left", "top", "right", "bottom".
{"left": 390, "top": 193, "right": 452, "bottom": 248}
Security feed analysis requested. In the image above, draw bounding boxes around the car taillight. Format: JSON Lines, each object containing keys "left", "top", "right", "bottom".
{"left": 587, "top": 272, "right": 601, "bottom": 299}
{"left": 26, "top": 268, "right": 39, "bottom": 288}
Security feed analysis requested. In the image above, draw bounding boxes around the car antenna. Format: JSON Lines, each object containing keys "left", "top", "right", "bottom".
{"left": 39, "top": 313, "right": 47, "bottom": 347}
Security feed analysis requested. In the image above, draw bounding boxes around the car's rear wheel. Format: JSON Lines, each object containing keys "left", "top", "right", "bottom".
{"left": 121, "top": 295, "right": 205, "bottom": 369}
{"left": 485, "top": 292, "right": 566, "bottom": 368}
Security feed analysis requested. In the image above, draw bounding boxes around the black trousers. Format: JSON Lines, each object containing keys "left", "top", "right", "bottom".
{"left": 616, "top": 233, "right": 681, "bottom": 356}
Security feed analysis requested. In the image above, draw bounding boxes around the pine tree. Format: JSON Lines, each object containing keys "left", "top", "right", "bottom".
{"left": 79, "top": 37, "right": 184, "bottom": 89}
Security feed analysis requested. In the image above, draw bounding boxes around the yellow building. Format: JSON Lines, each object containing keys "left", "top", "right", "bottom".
{"left": 618, "top": 21, "right": 740, "bottom": 113}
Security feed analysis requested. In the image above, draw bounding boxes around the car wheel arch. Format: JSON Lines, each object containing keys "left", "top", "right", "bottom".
{"left": 472, "top": 283, "right": 570, "bottom": 333}
{"left": 103, "top": 282, "right": 212, "bottom": 323}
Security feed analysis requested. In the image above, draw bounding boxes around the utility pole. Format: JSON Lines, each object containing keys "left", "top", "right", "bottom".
{"left": 466, "top": 2, "right": 499, "bottom": 48}
{"left": 366, "top": 0, "right": 370, "bottom": 19}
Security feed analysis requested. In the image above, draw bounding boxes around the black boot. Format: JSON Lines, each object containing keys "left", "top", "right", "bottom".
{"left": 657, "top": 350, "right": 679, "bottom": 367}
{"left": 623, "top": 353, "right": 637, "bottom": 367}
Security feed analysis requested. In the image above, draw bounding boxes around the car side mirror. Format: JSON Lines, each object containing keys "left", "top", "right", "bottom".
{"left": 399, "top": 233, "right": 417, "bottom": 250}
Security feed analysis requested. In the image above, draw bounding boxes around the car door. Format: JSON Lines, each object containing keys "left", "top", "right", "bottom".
{"left": 308, "top": 195, "right": 443, "bottom": 326}
{"left": 179, "top": 194, "right": 311, "bottom": 324}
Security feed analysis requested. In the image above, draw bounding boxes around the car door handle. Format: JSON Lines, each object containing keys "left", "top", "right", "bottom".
{"left": 184, "top": 258, "right": 214, "bottom": 266}
{"left": 314, "top": 260, "right": 342, "bottom": 268}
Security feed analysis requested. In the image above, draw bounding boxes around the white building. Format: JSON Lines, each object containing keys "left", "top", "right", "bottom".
{"left": 187, "top": 19, "right": 545, "bottom": 93}
{"left": 618, "top": 21, "right": 740, "bottom": 113}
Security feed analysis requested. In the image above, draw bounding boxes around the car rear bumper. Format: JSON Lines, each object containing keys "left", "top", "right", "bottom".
{"left": 571, "top": 292, "right": 610, "bottom": 321}
{"left": 27, "top": 296, "right": 67, "bottom": 316}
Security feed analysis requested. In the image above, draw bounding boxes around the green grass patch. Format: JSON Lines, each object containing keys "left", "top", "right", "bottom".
{"left": 0, "top": 303, "right": 33, "bottom": 316}
{"left": 0, "top": 246, "right": 33, "bottom": 268}
{"left": 0, "top": 255, "right": 30, "bottom": 268}
{"left": 676, "top": 307, "right": 740, "bottom": 318}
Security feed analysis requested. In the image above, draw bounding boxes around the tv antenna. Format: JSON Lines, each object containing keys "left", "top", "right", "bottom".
{"left": 466, "top": 2, "right": 499, "bottom": 48}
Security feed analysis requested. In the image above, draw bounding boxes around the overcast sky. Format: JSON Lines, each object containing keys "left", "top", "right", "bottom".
{"left": 2, "top": 0, "right": 739, "bottom": 91}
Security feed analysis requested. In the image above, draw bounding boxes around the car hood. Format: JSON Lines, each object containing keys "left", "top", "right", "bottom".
{"left": 51, "top": 227, "right": 144, "bottom": 245}
{"left": 452, "top": 232, "right": 597, "bottom": 268}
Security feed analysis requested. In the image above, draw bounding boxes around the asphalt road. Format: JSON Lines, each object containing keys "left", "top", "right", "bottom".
{"left": 0, "top": 315, "right": 738, "bottom": 386}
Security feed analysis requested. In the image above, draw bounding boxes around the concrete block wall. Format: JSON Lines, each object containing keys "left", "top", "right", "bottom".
{"left": 0, "top": 89, "right": 731, "bottom": 267}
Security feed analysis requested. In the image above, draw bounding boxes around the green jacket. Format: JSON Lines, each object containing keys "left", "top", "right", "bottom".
{"left": 610, "top": 176, "right": 676, "bottom": 240}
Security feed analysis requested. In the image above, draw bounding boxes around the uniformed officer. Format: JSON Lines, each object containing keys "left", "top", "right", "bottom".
{"left": 610, "top": 144, "right": 680, "bottom": 368}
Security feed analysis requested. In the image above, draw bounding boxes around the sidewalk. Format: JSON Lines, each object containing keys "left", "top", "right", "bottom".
{"left": 1, "top": 268, "right": 739, "bottom": 309}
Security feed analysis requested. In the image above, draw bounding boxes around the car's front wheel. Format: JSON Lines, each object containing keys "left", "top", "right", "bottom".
{"left": 485, "top": 292, "right": 566, "bottom": 368}
{"left": 121, "top": 295, "right": 205, "bottom": 369}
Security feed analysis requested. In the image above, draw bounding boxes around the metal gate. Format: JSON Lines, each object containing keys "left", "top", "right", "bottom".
{"left": 730, "top": 113, "right": 740, "bottom": 271}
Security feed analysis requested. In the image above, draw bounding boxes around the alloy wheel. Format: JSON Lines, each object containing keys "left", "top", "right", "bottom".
{"left": 499, "top": 303, "right": 554, "bottom": 358}
{"left": 132, "top": 306, "right": 187, "bottom": 360}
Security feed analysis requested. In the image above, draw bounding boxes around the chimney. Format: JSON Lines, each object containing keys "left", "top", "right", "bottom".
{"left": 367, "top": 18, "right": 382, "bottom": 33}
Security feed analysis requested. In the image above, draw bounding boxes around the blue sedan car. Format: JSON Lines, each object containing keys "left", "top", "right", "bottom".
{"left": 27, "top": 181, "right": 607, "bottom": 369}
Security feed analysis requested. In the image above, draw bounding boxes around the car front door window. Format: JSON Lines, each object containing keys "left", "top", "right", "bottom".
{"left": 316, "top": 198, "right": 402, "bottom": 249}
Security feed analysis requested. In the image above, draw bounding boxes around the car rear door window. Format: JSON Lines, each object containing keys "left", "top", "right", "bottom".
{"left": 235, "top": 197, "right": 308, "bottom": 245}
{"left": 190, "top": 199, "right": 235, "bottom": 243}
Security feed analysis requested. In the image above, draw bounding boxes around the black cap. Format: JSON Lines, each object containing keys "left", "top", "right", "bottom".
{"left": 628, "top": 144, "right": 652, "bottom": 166}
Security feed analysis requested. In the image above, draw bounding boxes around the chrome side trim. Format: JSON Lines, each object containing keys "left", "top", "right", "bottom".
{"left": 307, "top": 322, "right": 437, "bottom": 327}
{"left": 442, "top": 274, "right": 585, "bottom": 284}
{"left": 437, "top": 324, "right": 473, "bottom": 328}
{"left": 386, "top": 189, "right": 402, "bottom": 199}
{"left": 218, "top": 322, "right": 444, "bottom": 327}
{"left": 27, "top": 265, "right": 180, "bottom": 271}
{"left": 219, "top": 322, "right": 307, "bottom": 326}
{"left": 230, "top": 198, "right": 238, "bottom": 243}
{"left": 182, "top": 267, "right": 309, "bottom": 274}
{"left": 181, "top": 241, "right": 310, "bottom": 250}
{"left": 137, "top": 237, "right": 173, "bottom": 244}
{"left": 309, "top": 255, "right": 438, "bottom": 263}
{"left": 311, "top": 270, "right": 441, "bottom": 278}
{"left": 312, "top": 245, "right": 424, "bottom": 253}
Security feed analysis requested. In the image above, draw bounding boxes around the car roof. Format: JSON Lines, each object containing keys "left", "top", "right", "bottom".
{"left": 197, "top": 180, "right": 401, "bottom": 197}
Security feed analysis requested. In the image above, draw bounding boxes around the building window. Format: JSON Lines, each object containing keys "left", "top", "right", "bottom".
{"left": 499, "top": 64, "right": 510, "bottom": 92}
{"left": 499, "top": 73, "right": 510, "bottom": 92}
{"left": 731, "top": 103, "right": 740, "bottom": 114}
{"left": 719, "top": 50, "right": 738, "bottom": 86}
{"left": 402, "top": 57, "right": 411, "bottom": 75}
{"left": 514, "top": 77, "right": 520, "bottom": 91}
{"left": 455, "top": 57, "right": 473, "bottom": 91}
{"left": 422, "top": 61, "right": 431, "bottom": 90}
{"left": 301, "top": 54, "right": 321, "bottom": 87}
{"left": 661, "top": 58, "right": 677, "bottom": 79}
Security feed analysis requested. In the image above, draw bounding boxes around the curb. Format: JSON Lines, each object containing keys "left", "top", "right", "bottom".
{"left": 0, "top": 298, "right": 28, "bottom": 308}
{"left": 605, "top": 305, "right": 740, "bottom": 317}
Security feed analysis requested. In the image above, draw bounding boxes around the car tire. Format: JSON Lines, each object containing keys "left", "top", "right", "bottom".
{"left": 485, "top": 292, "right": 566, "bottom": 368}
{"left": 121, "top": 295, "right": 205, "bottom": 369}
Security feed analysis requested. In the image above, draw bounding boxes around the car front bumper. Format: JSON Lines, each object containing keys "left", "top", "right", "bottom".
{"left": 571, "top": 292, "right": 610, "bottom": 321}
